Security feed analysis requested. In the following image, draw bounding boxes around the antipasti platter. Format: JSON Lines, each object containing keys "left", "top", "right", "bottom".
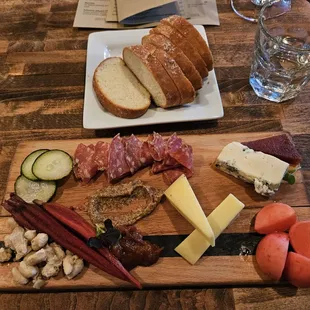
{"left": 1, "top": 131, "right": 309, "bottom": 291}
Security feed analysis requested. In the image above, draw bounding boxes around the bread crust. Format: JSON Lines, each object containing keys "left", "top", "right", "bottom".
{"left": 152, "top": 48, "right": 195, "bottom": 104}
{"left": 162, "top": 16, "right": 214, "bottom": 71}
{"left": 150, "top": 24, "right": 208, "bottom": 79}
{"left": 93, "top": 57, "right": 150, "bottom": 119}
{"left": 142, "top": 34, "right": 202, "bottom": 90}
{"left": 123, "top": 45, "right": 181, "bottom": 108}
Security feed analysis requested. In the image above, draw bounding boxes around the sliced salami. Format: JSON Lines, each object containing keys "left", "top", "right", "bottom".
{"left": 94, "top": 141, "right": 110, "bottom": 171}
{"left": 166, "top": 133, "right": 182, "bottom": 153}
{"left": 152, "top": 155, "right": 180, "bottom": 173}
{"left": 73, "top": 132, "right": 194, "bottom": 183}
{"left": 152, "top": 133, "right": 186, "bottom": 174}
{"left": 107, "top": 134, "right": 130, "bottom": 183}
{"left": 140, "top": 141, "right": 154, "bottom": 167}
{"left": 73, "top": 143, "right": 98, "bottom": 183}
{"left": 123, "top": 135, "right": 143, "bottom": 174}
{"left": 147, "top": 132, "right": 166, "bottom": 161}
{"left": 170, "top": 143, "right": 193, "bottom": 171}
{"left": 163, "top": 167, "right": 193, "bottom": 185}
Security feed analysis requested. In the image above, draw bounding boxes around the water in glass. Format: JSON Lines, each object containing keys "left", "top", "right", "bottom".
{"left": 249, "top": 1, "right": 310, "bottom": 102}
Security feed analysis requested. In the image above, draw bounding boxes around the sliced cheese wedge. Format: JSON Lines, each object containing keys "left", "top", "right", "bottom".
{"left": 164, "top": 174, "right": 215, "bottom": 246}
{"left": 175, "top": 194, "right": 245, "bottom": 264}
{"left": 215, "top": 142, "right": 289, "bottom": 196}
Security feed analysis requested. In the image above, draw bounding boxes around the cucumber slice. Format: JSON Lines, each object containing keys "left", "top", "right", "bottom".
{"left": 15, "top": 175, "right": 56, "bottom": 203}
{"left": 32, "top": 150, "right": 73, "bottom": 181}
{"left": 21, "top": 149, "right": 49, "bottom": 181}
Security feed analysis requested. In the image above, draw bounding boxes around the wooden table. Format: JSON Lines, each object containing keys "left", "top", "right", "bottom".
{"left": 1, "top": 0, "right": 310, "bottom": 308}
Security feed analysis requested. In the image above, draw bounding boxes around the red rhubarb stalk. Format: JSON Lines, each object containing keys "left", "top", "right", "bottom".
{"left": 5, "top": 194, "right": 141, "bottom": 289}
{"left": 42, "top": 202, "right": 137, "bottom": 286}
{"left": 3, "top": 201, "right": 35, "bottom": 230}
{"left": 42, "top": 202, "right": 96, "bottom": 238}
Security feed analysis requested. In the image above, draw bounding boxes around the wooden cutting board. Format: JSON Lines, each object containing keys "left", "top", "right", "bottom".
{"left": 1, "top": 132, "right": 309, "bottom": 291}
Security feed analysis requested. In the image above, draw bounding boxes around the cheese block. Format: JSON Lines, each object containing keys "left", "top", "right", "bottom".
{"left": 215, "top": 142, "right": 289, "bottom": 196}
{"left": 164, "top": 174, "right": 215, "bottom": 246}
{"left": 175, "top": 194, "right": 245, "bottom": 264}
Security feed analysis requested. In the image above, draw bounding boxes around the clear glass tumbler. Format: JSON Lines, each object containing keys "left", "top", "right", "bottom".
{"left": 251, "top": 0, "right": 269, "bottom": 6}
{"left": 249, "top": 0, "right": 310, "bottom": 102}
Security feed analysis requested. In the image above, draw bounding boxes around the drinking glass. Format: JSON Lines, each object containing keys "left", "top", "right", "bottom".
{"left": 249, "top": 0, "right": 310, "bottom": 102}
{"left": 231, "top": 0, "right": 291, "bottom": 23}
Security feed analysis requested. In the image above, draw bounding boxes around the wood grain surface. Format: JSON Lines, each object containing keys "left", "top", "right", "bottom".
{"left": 1, "top": 0, "right": 310, "bottom": 308}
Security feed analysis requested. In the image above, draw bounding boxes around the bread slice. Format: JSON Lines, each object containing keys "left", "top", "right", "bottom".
{"left": 150, "top": 24, "right": 208, "bottom": 79}
{"left": 152, "top": 48, "right": 195, "bottom": 104}
{"left": 123, "top": 45, "right": 181, "bottom": 108}
{"left": 162, "top": 16, "right": 214, "bottom": 71}
{"left": 93, "top": 57, "right": 151, "bottom": 119}
{"left": 142, "top": 34, "right": 202, "bottom": 90}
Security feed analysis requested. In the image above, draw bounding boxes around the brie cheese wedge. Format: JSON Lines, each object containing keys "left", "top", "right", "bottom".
{"left": 215, "top": 142, "right": 289, "bottom": 196}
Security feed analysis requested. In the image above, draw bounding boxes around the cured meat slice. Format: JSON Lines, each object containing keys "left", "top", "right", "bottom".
{"left": 123, "top": 135, "right": 143, "bottom": 174}
{"left": 73, "top": 143, "right": 98, "bottom": 183}
{"left": 94, "top": 141, "right": 110, "bottom": 171}
{"left": 152, "top": 133, "right": 193, "bottom": 174}
{"left": 151, "top": 133, "right": 181, "bottom": 173}
{"left": 107, "top": 134, "right": 130, "bottom": 183}
{"left": 147, "top": 132, "right": 166, "bottom": 161}
{"left": 243, "top": 134, "right": 302, "bottom": 166}
{"left": 152, "top": 155, "right": 180, "bottom": 173}
{"left": 166, "top": 133, "right": 183, "bottom": 152}
{"left": 163, "top": 167, "right": 193, "bottom": 184}
{"left": 170, "top": 144, "right": 193, "bottom": 171}
{"left": 140, "top": 141, "right": 154, "bottom": 167}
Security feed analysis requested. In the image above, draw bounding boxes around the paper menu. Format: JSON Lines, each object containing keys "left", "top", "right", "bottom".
{"left": 106, "top": 0, "right": 117, "bottom": 22}
{"left": 73, "top": 0, "right": 220, "bottom": 29}
{"left": 186, "top": 0, "right": 220, "bottom": 25}
{"left": 117, "top": 0, "right": 179, "bottom": 25}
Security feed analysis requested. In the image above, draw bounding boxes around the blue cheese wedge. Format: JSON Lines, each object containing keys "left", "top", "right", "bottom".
{"left": 215, "top": 142, "right": 289, "bottom": 196}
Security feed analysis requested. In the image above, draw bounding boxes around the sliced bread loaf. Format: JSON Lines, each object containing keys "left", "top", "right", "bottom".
{"left": 142, "top": 34, "right": 202, "bottom": 90}
{"left": 123, "top": 45, "right": 181, "bottom": 108}
{"left": 93, "top": 57, "right": 151, "bottom": 119}
{"left": 150, "top": 23, "right": 208, "bottom": 79}
{"left": 161, "top": 15, "right": 214, "bottom": 71}
{"left": 152, "top": 48, "right": 195, "bottom": 104}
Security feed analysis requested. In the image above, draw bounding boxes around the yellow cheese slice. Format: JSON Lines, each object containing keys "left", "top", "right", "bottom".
{"left": 175, "top": 194, "right": 245, "bottom": 264}
{"left": 164, "top": 174, "right": 215, "bottom": 246}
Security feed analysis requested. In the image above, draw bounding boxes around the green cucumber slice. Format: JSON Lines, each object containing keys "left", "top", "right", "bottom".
{"left": 14, "top": 175, "right": 56, "bottom": 203}
{"left": 32, "top": 150, "right": 73, "bottom": 181}
{"left": 21, "top": 149, "right": 49, "bottom": 181}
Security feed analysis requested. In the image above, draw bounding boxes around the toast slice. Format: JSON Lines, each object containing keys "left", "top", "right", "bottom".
{"left": 152, "top": 48, "right": 195, "bottom": 104}
{"left": 142, "top": 34, "right": 202, "bottom": 90}
{"left": 162, "top": 16, "right": 214, "bottom": 71}
{"left": 93, "top": 57, "right": 151, "bottom": 119}
{"left": 150, "top": 23, "right": 208, "bottom": 79}
{"left": 123, "top": 45, "right": 181, "bottom": 108}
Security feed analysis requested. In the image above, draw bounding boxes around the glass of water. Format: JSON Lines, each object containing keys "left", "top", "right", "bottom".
{"left": 249, "top": 0, "right": 310, "bottom": 102}
{"left": 231, "top": 0, "right": 290, "bottom": 23}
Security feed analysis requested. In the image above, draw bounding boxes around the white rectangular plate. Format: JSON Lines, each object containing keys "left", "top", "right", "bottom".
{"left": 83, "top": 26, "right": 224, "bottom": 129}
